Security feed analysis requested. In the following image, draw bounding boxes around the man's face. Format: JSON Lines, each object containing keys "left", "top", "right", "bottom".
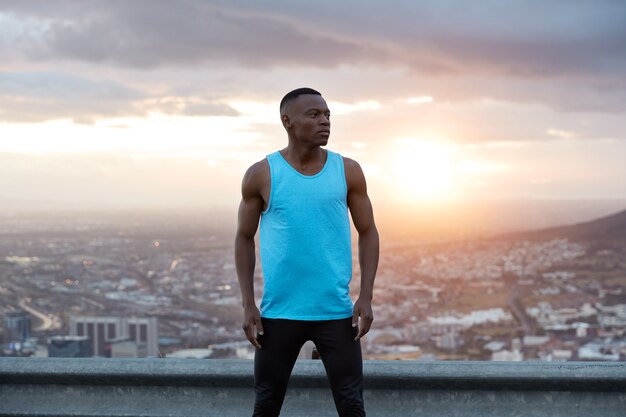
{"left": 283, "top": 94, "right": 331, "bottom": 146}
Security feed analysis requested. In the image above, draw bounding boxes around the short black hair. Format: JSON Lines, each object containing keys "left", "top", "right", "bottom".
{"left": 279, "top": 87, "right": 321, "bottom": 113}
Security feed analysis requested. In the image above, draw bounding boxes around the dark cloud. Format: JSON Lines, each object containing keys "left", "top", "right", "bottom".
{"left": 235, "top": 0, "right": 626, "bottom": 79}
{"left": 3, "top": 1, "right": 389, "bottom": 69}
{"left": 407, "top": 33, "right": 626, "bottom": 80}
{"left": 1, "top": 1, "right": 625, "bottom": 116}
{"left": 0, "top": 71, "right": 139, "bottom": 100}
{"left": 3, "top": 0, "right": 624, "bottom": 77}
{"left": 0, "top": 71, "right": 140, "bottom": 122}
{"left": 0, "top": 71, "right": 239, "bottom": 122}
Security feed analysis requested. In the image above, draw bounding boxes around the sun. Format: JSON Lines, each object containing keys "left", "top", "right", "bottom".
{"left": 388, "top": 138, "right": 457, "bottom": 201}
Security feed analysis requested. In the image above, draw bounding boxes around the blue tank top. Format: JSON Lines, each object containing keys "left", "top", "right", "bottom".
{"left": 259, "top": 149, "right": 353, "bottom": 320}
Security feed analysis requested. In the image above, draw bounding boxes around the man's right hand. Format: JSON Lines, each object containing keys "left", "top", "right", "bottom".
{"left": 242, "top": 305, "right": 264, "bottom": 349}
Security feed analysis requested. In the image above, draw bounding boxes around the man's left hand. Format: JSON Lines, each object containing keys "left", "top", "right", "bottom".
{"left": 352, "top": 297, "right": 374, "bottom": 340}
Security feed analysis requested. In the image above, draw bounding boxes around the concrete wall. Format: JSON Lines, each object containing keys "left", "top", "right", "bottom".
{"left": 1, "top": 358, "right": 625, "bottom": 416}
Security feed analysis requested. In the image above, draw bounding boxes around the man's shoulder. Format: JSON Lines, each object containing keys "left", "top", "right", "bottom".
{"left": 242, "top": 158, "right": 270, "bottom": 189}
{"left": 340, "top": 155, "right": 363, "bottom": 173}
{"left": 247, "top": 158, "right": 270, "bottom": 174}
{"left": 339, "top": 155, "right": 366, "bottom": 191}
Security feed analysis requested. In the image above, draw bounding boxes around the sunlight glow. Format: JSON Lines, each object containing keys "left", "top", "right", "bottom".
{"left": 0, "top": 113, "right": 262, "bottom": 155}
{"left": 546, "top": 128, "right": 575, "bottom": 139}
{"left": 389, "top": 138, "right": 456, "bottom": 201}
{"left": 229, "top": 100, "right": 278, "bottom": 121}
{"left": 329, "top": 100, "right": 382, "bottom": 115}
{"left": 457, "top": 159, "right": 508, "bottom": 174}
{"left": 406, "top": 96, "right": 434, "bottom": 105}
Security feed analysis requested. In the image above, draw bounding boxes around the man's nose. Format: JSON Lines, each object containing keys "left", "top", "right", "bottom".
{"left": 320, "top": 115, "right": 330, "bottom": 125}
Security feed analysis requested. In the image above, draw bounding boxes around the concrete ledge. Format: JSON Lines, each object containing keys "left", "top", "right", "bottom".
{"left": 1, "top": 358, "right": 625, "bottom": 416}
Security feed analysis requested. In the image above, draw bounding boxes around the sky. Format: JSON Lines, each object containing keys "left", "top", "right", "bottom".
{"left": 1, "top": 1, "right": 625, "bottom": 227}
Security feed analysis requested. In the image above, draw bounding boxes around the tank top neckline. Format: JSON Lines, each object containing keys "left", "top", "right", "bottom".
{"left": 275, "top": 149, "right": 332, "bottom": 179}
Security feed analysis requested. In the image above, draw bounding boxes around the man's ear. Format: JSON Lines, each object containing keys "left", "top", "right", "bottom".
{"left": 281, "top": 114, "right": 291, "bottom": 129}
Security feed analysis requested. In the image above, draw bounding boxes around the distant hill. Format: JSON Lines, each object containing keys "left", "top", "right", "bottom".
{"left": 503, "top": 208, "right": 626, "bottom": 241}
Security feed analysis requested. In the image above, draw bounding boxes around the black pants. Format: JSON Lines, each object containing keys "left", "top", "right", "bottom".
{"left": 253, "top": 317, "right": 365, "bottom": 417}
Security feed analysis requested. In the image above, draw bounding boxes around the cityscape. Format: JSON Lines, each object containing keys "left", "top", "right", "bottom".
{"left": 1, "top": 207, "right": 625, "bottom": 362}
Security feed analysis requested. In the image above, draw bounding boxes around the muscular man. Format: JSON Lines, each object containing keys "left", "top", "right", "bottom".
{"left": 235, "top": 87, "right": 379, "bottom": 417}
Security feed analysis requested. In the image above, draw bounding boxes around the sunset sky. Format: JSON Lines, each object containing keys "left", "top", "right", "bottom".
{"left": 1, "top": 1, "right": 625, "bottom": 221}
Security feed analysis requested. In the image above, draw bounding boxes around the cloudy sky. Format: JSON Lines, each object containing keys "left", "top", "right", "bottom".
{"left": 1, "top": 0, "right": 625, "bottom": 218}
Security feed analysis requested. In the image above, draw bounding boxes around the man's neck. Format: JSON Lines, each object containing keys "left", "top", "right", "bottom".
{"left": 280, "top": 145, "right": 327, "bottom": 175}
{"left": 281, "top": 145, "right": 325, "bottom": 165}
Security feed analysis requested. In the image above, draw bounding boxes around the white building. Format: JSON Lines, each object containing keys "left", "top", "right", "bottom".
{"left": 107, "top": 338, "right": 148, "bottom": 358}
{"left": 69, "top": 315, "right": 158, "bottom": 357}
{"left": 492, "top": 349, "right": 523, "bottom": 361}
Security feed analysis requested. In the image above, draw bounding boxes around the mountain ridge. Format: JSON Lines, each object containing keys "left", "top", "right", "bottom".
{"left": 502, "top": 208, "right": 626, "bottom": 241}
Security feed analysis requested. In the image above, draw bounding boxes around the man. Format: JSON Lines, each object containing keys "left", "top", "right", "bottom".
{"left": 235, "top": 87, "right": 379, "bottom": 417}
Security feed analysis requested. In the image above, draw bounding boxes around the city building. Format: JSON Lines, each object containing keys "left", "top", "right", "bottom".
{"left": 48, "top": 336, "right": 92, "bottom": 358}
{"left": 3, "top": 310, "right": 32, "bottom": 342}
{"left": 104, "top": 337, "right": 148, "bottom": 358}
{"left": 69, "top": 316, "right": 158, "bottom": 357}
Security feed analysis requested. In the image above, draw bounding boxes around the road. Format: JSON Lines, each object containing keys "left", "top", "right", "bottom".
{"left": 508, "top": 290, "right": 536, "bottom": 336}
{"left": 18, "top": 298, "right": 60, "bottom": 332}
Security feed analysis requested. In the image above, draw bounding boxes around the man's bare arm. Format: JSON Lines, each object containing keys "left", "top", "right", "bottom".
{"left": 345, "top": 158, "right": 380, "bottom": 340}
{"left": 234, "top": 161, "right": 267, "bottom": 349}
